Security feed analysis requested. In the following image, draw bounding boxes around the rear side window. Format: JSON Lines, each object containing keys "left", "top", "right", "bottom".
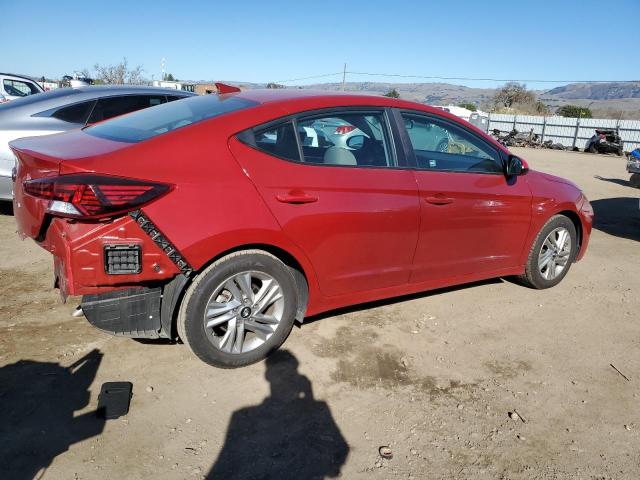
{"left": 87, "top": 95, "right": 166, "bottom": 124}
{"left": 401, "top": 113, "right": 502, "bottom": 173}
{"left": 253, "top": 122, "right": 300, "bottom": 162}
{"left": 296, "top": 111, "right": 392, "bottom": 167}
{"left": 3, "top": 79, "right": 40, "bottom": 97}
{"left": 85, "top": 95, "right": 257, "bottom": 143}
{"left": 51, "top": 100, "right": 96, "bottom": 124}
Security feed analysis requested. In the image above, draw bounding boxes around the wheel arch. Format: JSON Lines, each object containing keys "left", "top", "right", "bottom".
{"left": 557, "top": 209, "right": 583, "bottom": 258}
{"left": 163, "top": 242, "right": 315, "bottom": 339}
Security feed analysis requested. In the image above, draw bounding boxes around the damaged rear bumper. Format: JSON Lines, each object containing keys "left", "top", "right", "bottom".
{"left": 81, "top": 274, "right": 188, "bottom": 339}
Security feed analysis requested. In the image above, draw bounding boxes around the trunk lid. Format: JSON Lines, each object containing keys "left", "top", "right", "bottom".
{"left": 11, "top": 129, "right": 127, "bottom": 240}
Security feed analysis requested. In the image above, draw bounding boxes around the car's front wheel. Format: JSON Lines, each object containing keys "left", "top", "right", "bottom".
{"left": 177, "top": 250, "right": 298, "bottom": 368}
{"left": 518, "top": 215, "right": 577, "bottom": 289}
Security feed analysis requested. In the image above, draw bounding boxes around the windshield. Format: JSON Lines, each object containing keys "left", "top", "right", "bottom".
{"left": 84, "top": 95, "right": 258, "bottom": 143}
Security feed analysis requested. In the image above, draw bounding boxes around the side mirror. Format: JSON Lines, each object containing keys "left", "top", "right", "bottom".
{"left": 346, "top": 134, "right": 365, "bottom": 150}
{"left": 505, "top": 155, "right": 526, "bottom": 176}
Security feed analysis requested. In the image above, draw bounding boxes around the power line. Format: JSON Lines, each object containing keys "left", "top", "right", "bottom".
{"left": 274, "top": 72, "right": 342, "bottom": 83}
{"left": 346, "top": 71, "right": 639, "bottom": 84}
{"left": 275, "top": 70, "right": 639, "bottom": 85}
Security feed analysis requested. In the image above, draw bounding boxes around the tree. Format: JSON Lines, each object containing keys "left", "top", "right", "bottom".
{"left": 557, "top": 105, "right": 592, "bottom": 118}
{"left": 93, "top": 58, "right": 146, "bottom": 85}
{"left": 266, "top": 82, "right": 285, "bottom": 89}
{"left": 457, "top": 103, "right": 477, "bottom": 112}
{"left": 535, "top": 101, "right": 550, "bottom": 115}
{"left": 383, "top": 88, "right": 400, "bottom": 98}
{"left": 493, "top": 82, "right": 536, "bottom": 108}
{"left": 164, "top": 73, "right": 176, "bottom": 81}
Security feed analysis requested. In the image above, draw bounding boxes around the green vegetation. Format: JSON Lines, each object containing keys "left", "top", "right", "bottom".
{"left": 458, "top": 103, "right": 477, "bottom": 111}
{"left": 557, "top": 105, "right": 593, "bottom": 118}
{"left": 383, "top": 88, "right": 400, "bottom": 98}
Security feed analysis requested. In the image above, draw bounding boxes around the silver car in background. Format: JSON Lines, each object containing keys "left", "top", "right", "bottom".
{"left": 0, "top": 85, "right": 196, "bottom": 201}
{"left": 0, "top": 72, "right": 45, "bottom": 102}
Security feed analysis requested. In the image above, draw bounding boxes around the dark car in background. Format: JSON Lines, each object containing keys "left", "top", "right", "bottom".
{"left": 0, "top": 86, "right": 195, "bottom": 200}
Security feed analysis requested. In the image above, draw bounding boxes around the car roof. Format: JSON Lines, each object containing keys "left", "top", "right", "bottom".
{"left": 0, "top": 85, "right": 196, "bottom": 118}
{"left": 231, "top": 88, "right": 466, "bottom": 120}
{"left": 0, "top": 72, "right": 40, "bottom": 81}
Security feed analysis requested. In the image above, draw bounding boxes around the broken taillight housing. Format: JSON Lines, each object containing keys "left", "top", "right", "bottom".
{"left": 23, "top": 174, "right": 172, "bottom": 219}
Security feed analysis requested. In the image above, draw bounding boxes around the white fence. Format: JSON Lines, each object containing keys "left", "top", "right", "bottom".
{"left": 486, "top": 114, "right": 640, "bottom": 152}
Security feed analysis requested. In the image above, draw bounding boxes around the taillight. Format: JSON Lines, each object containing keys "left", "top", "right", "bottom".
{"left": 23, "top": 174, "right": 171, "bottom": 219}
{"left": 334, "top": 125, "right": 356, "bottom": 135}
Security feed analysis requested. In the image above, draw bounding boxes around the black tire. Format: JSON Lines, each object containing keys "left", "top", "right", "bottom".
{"left": 177, "top": 250, "right": 298, "bottom": 368}
{"left": 517, "top": 215, "right": 578, "bottom": 289}
{"left": 630, "top": 173, "right": 640, "bottom": 189}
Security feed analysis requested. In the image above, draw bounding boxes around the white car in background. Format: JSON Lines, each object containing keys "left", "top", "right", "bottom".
{"left": 0, "top": 73, "right": 44, "bottom": 102}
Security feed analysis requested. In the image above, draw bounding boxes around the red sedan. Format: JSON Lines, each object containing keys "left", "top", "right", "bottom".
{"left": 11, "top": 87, "right": 594, "bottom": 368}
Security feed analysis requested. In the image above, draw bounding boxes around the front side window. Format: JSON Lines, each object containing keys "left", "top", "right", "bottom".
{"left": 402, "top": 113, "right": 502, "bottom": 173}
{"left": 85, "top": 95, "right": 258, "bottom": 143}
{"left": 3, "top": 79, "right": 40, "bottom": 97}
{"left": 296, "top": 111, "right": 392, "bottom": 167}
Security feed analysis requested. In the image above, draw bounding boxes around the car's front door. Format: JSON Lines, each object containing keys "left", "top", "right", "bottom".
{"left": 397, "top": 111, "right": 532, "bottom": 283}
{"left": 230, "top": 108, "right": 420, "bottom": 297}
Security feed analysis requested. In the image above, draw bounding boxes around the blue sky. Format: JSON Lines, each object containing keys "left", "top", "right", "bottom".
{"left": 2, "top": 0, "right": 639, "bottom": 88}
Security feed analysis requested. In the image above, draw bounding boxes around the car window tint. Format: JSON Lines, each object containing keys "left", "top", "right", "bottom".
{"left": 166, "top": 95, "right": 184, "bottom": 102}
{"left": 296, "top": 111, "right": 392, "bottom": 167}
{"left": 3, "top": 79, "right": 40, "bottom": 97}
{"left": 85, "top": 95, "right": 256, "bottom": 143}
{"left": 88, "top": 95, "right": 167, "bottom": 124}
{"left": 51, "top": 100, "right": 96, "bottom": 124}
{"left": 401, "top": 113, "right": 502, "bottom": 173}
{"left": 253, "top": 122, "right": 300, "bottom": 162}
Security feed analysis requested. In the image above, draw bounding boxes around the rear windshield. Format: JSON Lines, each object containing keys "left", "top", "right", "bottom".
{"left": 84, "top": 95, "right": 258, "bottom": 143}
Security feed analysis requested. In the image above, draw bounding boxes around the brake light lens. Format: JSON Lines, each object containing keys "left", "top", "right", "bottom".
{"left": 23, "top": 174, "right": 171, "bottom": 219}
{"left": 334, "top": 125, "right": 356, "bottom": 135}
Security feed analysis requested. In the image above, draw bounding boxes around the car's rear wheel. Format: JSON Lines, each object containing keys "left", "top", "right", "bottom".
{"left": 630, "top": 173, "right": 640, "bottom": 189}
{"left": 177, "top": 250, "right": 298, "bottom": 368}
{"left": 518, "top": 215, "right": 577, "bottom": 289}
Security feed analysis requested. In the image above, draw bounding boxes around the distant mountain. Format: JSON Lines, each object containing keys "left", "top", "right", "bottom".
{"left": 297, "top": 82, "right": 497, "bottom": 106}
{"left": 199, "top": 79, "right": 640, "bottom": 118}
{"left": 543, "top": 82, "right": 640, "bottom": 100}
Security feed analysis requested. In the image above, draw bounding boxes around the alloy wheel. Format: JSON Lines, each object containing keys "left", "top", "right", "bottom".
{"left": 538, "top": 227, "right": 571, "bottom": 280}
{"left": 203, "top": 271, "right": 284, "bottom": 354}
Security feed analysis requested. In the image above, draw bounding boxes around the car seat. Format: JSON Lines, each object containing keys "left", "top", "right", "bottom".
{"left": 323, "top": 146, "right": 357, "bottom": 165}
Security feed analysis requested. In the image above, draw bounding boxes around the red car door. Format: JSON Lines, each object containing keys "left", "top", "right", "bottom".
{"left": 230, "top": 109, "right": 420, "bottom": 297}
{"left": 397, "top": 111, "right": 532, "bottom": 283}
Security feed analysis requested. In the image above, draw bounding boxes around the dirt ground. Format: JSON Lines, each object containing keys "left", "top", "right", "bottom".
{"left": 0, "top": 147, "right": 639, "bottom": 480}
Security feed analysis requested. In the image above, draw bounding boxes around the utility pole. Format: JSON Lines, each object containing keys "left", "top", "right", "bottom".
{"left": 341, "top": 63, "right": 346, "bottom": 91}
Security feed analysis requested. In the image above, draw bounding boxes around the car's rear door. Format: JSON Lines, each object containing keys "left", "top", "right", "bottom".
{"left": 396, "top": 110, "right": 532, "bottom": 283}
{"left": 229, "top": 108, "right": 420, "bottom": 297}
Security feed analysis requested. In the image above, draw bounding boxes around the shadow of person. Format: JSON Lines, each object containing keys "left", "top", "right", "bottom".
{"left": 590, "top": 197, "right": 640, "bottom": 242}
{"left": 0, "top": 349, "right": 104, "bottom": 480}
{"left": 208, "top": 350, "right": 349, "bottom": 480}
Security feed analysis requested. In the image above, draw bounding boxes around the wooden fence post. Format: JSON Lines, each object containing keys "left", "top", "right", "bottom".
{"left": 541, "top": 116, "right": 547, "bottom": 143}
